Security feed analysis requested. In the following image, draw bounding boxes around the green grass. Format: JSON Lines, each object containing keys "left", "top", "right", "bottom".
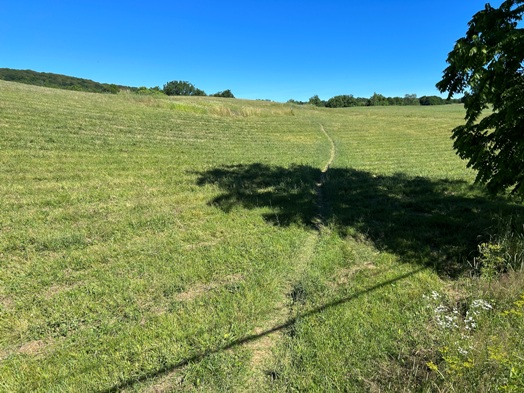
{"left": 0, "top": 81, "right": 522, "bottom": 392}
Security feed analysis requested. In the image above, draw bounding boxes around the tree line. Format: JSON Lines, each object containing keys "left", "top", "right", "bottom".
{"left": 0, "top": 68, "right": 122, "bottom": 94}
{"left": 288, "top": 93, "right": 462, "bottom": 107}
{"left": 2, "top": 69, "right": 459, "bottom": 107}
{"left": 0, "top": 69, "right": 235, "bottom": 99}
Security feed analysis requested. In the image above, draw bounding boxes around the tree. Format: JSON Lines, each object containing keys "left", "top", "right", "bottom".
{"left": 212, "top": 89, "right": 235, "bottom": 98}
{"left": 326, "top": 94, "right": 358, "bottom": 108}
{"left": 366, "top": 93, "right": 389, "bottom": 106}
{"left": 404, "top": 94, "right": 419, "bottom": 106}
{"left": 308, "top": 95, "right": 325, "bottom": 107}
{"left": 163, "top": 80, "right": 206, "bottom": 96}
{"left": 419, "top": 95, "right": 445, "bottom": 106}
{"left": 104, "top": 84, "right": 120, "bottom": 94}
{"left": 436, "top": 0, "right": 524, "bottom": 196}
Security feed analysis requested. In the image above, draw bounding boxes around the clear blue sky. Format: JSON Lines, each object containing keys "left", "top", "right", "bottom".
{"left": 0, "top": 0, "right": 502, "bottom": 102}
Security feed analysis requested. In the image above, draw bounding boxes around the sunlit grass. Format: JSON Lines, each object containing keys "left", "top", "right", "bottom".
{"left": 0, "top": 81, "right": 522, "bottom": 392}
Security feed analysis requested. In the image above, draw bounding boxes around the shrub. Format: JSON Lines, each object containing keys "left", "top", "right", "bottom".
{"left": 419, "top": 95, "right": 445, "bottom": 105}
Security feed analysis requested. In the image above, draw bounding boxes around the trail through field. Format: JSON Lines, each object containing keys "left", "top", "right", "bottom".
{"left": 314, "top": 124, "right": 336, "bottom": 228}
{"left": 8, "top": 83, "right": 521, "bottom": 392}
{"left": 246, "top": 124, "right": 336, "bottom": 386}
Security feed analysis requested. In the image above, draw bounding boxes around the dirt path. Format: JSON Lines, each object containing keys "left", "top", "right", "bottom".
{"left": 320, "top": 124, "right": 336, "bottom": 174}
{"left": 246, "top": 124, "right": 336, "bottom": 387}
{"left": 314, "top": 124, "right": 336, "bottom": 228}
{"left": 142, "top": 124, "right": 337, "bottom": 392}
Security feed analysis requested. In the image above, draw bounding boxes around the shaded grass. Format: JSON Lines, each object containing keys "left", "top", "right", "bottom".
{"left": 196, "top": 164, "right": 523, "bottom": 277}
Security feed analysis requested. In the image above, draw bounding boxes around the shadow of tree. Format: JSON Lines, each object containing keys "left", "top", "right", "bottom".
{"left": 196, "top": 164, "right": 523, "bottom": 277}
{"left": 196, "top": 163, "right": 321, "bottom": 227}
{"left": 100, "top": 164, "right": 522, "bottom": 392}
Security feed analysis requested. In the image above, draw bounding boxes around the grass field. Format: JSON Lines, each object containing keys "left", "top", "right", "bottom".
{"left": 1, "top": 81, "right": 523, "bottom": 392}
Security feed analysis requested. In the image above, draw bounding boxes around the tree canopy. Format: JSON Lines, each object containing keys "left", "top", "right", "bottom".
{"left": 326, "top": 95, "right": 358, "bottom": 108}
{"left": 437, "top": 0, "right": 524, "bottom": 196}
{"left": 212, "top": 89, "right": 235, "bottom": 98}
{"left": 163, "top": 80, "right": 206, "bottom": 96}
{"left": 419, "top": 96, "right": 445, "bottom": 106}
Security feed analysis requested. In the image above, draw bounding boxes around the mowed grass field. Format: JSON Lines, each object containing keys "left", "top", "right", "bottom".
{"left": 1, "top": 81, "right": 523, "bottom": 392}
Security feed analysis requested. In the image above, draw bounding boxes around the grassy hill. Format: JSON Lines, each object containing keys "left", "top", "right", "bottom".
{"left": 0, "top": 80, "right": 522, "bottom": 392}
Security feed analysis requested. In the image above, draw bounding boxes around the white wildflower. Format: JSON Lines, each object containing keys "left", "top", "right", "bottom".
{"left": 464, "top": 313, "right": 477, "bottom": 330}
{"left": 436, "top": 313, "right": 459, "bottom": 330}
{"left": 458, "top": 347, "right": 468, "bottom": 356}
{"left": 471, "top": 299, "right": 493, "bottom": 311}
{"left": 431, "top": 291, "right": 441, "bottom": 300}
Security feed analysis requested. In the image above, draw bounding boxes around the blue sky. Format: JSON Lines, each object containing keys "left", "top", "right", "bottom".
{"left": 0, "top": 1, "right": 503, "bottom": 102}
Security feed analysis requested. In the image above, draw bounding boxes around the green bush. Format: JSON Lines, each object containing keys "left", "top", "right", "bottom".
{"left": 419, "top": 95, "right": 445, "bottom": 105}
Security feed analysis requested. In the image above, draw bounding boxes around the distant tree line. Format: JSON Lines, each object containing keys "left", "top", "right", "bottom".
{"left": 0, "top": 69, "right": 236, "bottom": 99}
{"left": 288, "top": 93, "right": 462, "bottom": 107}
{"left": 0, "top": 68, "right": 123, "bottom": 94}
{"left": 1, "top": 68, "right": 456, "bottom": 106}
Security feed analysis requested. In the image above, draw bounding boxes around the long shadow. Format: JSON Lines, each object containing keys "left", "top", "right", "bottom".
{"left": 196, "top": 163, "right": 524, "bottom": 277}
{"left": 100, "top": 267, "right": 426, "bottom": 393}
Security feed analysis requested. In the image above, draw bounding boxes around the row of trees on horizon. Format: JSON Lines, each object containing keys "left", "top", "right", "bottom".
{"left": 289, "top": 93, "right": 462, "bottom": 107}
{"left": 0, "top": 69, "right": 236, "bottom": 99}
{"left": 1, "top": 68, "right": 460, "bottom": 106}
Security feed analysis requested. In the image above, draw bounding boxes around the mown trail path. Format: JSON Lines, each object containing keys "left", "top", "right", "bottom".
{"left": 246, "top": 124, "right": 336, "bottom": 388}
{"left": 140, "top": 124, "right": 338, "bottom": 392}
{"left": 315, "top": 124, "right": 336, "bottom": 228}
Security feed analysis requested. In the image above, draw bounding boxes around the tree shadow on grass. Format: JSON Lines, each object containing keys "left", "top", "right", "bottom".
{"left": 195, "top": 163, "right": 321, "bottom": 227}
{"left": 100, "top": 164, "right": 522, "bottom": 392}
{"left": 196, "top": 163, "right": 524, "bottom": 278}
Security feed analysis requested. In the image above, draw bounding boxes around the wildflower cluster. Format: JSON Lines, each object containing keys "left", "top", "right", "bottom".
{"left": 423, "top": 291, "right": 493, "bottom": 333}
{"left": 422, "top": 287, "right": 523, "bottom": 391}
{"left": 502, "top": 293, "right": 524, "bottom": 318}
{"left": 465, "top": 299, "right": 493, "bottom": 330}
{"left": 423, "top": 290, "right": 496, "bottom": 380}
{"left": 434, "top": 304, "right": 459, "bottom": 330}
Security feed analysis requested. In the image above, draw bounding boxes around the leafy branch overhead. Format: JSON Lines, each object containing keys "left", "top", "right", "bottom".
{"left": 437, "top": 0, "right": 524, "bottom": 196}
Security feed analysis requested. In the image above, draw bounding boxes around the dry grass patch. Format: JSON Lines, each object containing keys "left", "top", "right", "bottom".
{"left": 17, "top": 339, "right": 49, "bottom": 356}
{"left": 140, "top": 370, "right": 185, "bottom": 393}
{"left": 175, "top": 273, "right": 244, "bottom": 302}
{"left": 330, "top": 262, "right": 377, "bottom": 288}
